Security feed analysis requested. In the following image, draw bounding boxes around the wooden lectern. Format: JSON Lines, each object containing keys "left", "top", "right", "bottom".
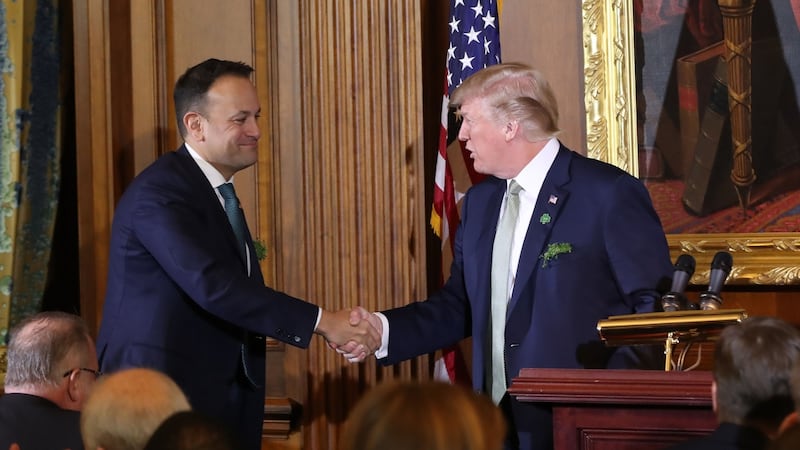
{"left": 508, "top": 368, "right": 717, "bottom": 450}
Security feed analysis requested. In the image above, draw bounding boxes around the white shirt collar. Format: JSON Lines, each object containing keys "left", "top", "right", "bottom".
{"left": 509, "top": 137, "right": 559, "bottom": 193}
{"left": 184, "top": 143, "right": 233, "bottom": 188}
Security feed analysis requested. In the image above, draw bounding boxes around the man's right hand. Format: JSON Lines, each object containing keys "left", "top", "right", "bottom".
{"left": 316, "top": 307, "right": 381, "bottom": 361}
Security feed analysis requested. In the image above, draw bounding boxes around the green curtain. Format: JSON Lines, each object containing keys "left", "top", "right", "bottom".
{"left": 0, "top": 0, "right": 61, "bottom": 383}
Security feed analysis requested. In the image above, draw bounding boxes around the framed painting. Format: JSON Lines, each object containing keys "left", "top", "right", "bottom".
{"left": 581, "top": 0, "right": 800, "bottom": 284}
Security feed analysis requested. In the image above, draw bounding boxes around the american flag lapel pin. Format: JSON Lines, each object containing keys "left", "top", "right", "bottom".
{"left": 548, "top": 194, "right": 558, "bottom": 205}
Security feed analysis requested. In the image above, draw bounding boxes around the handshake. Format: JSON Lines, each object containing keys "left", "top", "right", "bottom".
{"left": 316, "top": 307, "right": 383, "bottom": 362}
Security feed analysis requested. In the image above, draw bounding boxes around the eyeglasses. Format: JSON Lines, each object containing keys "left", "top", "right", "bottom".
{"left": 62, "top": 367, "right": 103, "bottom": 379}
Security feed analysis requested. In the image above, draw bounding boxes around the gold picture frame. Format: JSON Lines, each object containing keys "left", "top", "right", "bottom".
{"left": 581, "top": 0, "right": 800, "bottom": 285}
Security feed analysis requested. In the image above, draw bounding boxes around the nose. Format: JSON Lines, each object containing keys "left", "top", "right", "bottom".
{"left": 457, "top": 122, "right": 469, "bottom": 141}
{"left": 247, "top": 117, "right": 261, "bottom": 140}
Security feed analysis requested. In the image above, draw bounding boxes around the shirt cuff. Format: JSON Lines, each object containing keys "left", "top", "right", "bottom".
{"left": 374, "top": 312, "right": 389, "bottom": 359}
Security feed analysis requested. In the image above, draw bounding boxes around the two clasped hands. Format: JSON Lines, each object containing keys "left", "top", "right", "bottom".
{"left": 316, "top": 307, "right": 383, "bottom": 362}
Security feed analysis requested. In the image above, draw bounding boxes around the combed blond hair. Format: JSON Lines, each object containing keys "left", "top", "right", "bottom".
{"left": 450, "top": 62, "right": 560, "bottom": 142}
{"left": 81, "top": 368, "right": 191, "bottom": 450}
{"left": 339, "top": 381, "right": 506, "bottom": 450}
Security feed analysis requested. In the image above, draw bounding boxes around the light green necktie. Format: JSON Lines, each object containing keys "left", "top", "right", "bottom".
{"left": 489, "top": 179, "right": 522, "bottom": 404}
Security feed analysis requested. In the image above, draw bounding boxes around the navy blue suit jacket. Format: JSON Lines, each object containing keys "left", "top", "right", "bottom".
{"left": 97, "top": 146, "right": 319, "bottom": 450}
{"left": 381, "top": 144, "right": 673, "bottom": 449}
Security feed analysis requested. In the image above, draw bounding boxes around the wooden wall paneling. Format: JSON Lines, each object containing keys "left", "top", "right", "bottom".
{"left": 419, "top": 0, "right": 450, "bottom": 295}
{"left": 130, "top": 0, "right": 169, "bottom": 173}
{"left": 73, "top": 0, "right": 117, "bottom": 335}
{"left": 163, "top": 0, "right": 259, "bottom": 226}
{"left": 500, "top": 0, "right": 586, "bottom": 154}
{"left": 265, "top": 4, "right": 308, "bottom": 436}
{"left": 253, "top": 0, "right": 276, "bottom": 284}
{"left": 267, "top": 1, "right": 430, "bottom": 448}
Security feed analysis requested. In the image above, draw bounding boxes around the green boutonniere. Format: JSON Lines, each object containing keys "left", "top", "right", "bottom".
{"left": 253, "top": 239, "right": 267, "bottom": 261}
{"left": 539, "top": 242, "right": 572, "bottom": 268}
{"left": 539, "top": 213, "right": 551, "bottom": 225}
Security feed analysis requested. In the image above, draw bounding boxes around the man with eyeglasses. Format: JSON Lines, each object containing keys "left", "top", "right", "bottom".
{"left": 0, "top": 311, "right": 99, "bottom": 450}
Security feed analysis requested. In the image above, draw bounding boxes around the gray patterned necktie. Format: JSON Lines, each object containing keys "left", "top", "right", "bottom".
{"left": 218, "top": 182, "right": 260, "bottom": 389}
{"left": 218, "top": 182, "right": 247, "bottom": 261}
{"left": 489, "top": 179, "right": 522, "bottom": 404}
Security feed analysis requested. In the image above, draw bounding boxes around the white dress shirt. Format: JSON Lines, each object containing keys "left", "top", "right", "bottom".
{"left": 374, "top": 138, "right": 561, "bottom": 359}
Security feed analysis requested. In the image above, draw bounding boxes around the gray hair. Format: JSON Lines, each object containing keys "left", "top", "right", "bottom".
{"left": 4, "top": 311, "right": 93, "bottom": 389}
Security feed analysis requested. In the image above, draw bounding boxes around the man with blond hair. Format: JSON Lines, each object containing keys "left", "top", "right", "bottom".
{"left": 81, "top": 368, "right": 191, "bottom": 450}
{"left": 345, "top": 62, "right": 672, "bottom": 449}
{"left": 0, "top": 311, "right": 99, "bottom": 450}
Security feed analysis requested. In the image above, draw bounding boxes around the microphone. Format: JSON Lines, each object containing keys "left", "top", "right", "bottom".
{"left": 699, "top": 251, "right": 733, "bottom": 310}
{"left": 661, "top": 254, "right": 696, "bottom": 312}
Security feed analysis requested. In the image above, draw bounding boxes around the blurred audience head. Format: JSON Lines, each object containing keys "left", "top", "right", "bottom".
{"left": 776, "top": 346, "right": 800, "bottom": 434}
{"left": 144, "top": 410, "right": 239, "bottom": 450}
{"left": 339, "top": 381, "right": 506, "bottom": 450}
{"left": 4, "top": 311, "right": 98, "bottom": 411}
{"left": 713, "top": 316, "right": 800, "bottom": 437}
{"left": 81, "top": 367, "right": 191, "bottom": 450}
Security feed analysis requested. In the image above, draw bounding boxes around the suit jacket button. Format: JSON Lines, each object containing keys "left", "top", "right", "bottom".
{"left": 294, "top": 336, "right": 301, "bottom": 343}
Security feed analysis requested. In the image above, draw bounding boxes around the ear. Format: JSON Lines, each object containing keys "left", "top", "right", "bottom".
{"left": 65, "top": 370, "right": 82, "bottom": 403}
{"left": 779, "top": 411, "right": 799, "bottom": 435}
{"left": 710, "top": 380, "right": 718, "bottom": 414}
{"left": 504, "top": 120, "right": 519, "bottom": 141}
{"left": 64, "top": 370, "right": 90, "bottom": 410}
{"left": 183, "top": 112, "right": 205, "bottom": 142}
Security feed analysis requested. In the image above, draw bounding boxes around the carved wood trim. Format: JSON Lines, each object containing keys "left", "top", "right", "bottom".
{"left": 510, "top": 368, "right": 713, "bottom": 405}
{"left": 72, "top": 0, "right": 116, "bottom": 335}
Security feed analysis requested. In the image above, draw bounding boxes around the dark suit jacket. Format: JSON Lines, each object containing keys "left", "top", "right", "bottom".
{"left": 666, "top": 422, "right": 768, "bottom": 450}
{"left": 0, "top": 393, "right": 84, "bottom": 450}
{"left": 97, "top": 146, "right": 319, "bottom": 450}
{"left": 380, "top": 144, "right": 673, "bottom": 449}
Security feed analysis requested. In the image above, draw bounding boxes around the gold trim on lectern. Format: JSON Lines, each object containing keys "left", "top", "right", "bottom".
{"left": 597, "top": 309, "right": 748, "bottom": 371}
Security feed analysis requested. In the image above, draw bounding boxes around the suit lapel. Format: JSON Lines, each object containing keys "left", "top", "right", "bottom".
{"left": 177, "top": 146, "right": 252, "bottom": 270}
{"left": 507, "top": 146, "right": 573, "bottom": 316}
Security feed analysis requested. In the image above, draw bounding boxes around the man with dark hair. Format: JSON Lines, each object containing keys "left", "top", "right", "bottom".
{"left": 669, "top": 316, "right": 800, "bottom": 449}
{"left": 0, "top": 311, "right": 99, "bottom": 450}
{"left": 97, "top": 58, "right": 379, "bottom": 450}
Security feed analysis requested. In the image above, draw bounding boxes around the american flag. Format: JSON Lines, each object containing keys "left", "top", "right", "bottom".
{"left": 431, "top": 0, "right": 502, "bottom": 384}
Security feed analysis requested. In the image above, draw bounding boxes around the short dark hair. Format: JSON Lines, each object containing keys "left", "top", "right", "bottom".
{"left": 144, "top": 411, "right": 239, "bottom": 450}
{"left": 714, "top": 316, "right": 800, "bottom": 430}
{"left": 173, "top": 58, "right": 254, "bottom": 138}
{"left": 4, "top": 311, "right": 93, "bottom": 388}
